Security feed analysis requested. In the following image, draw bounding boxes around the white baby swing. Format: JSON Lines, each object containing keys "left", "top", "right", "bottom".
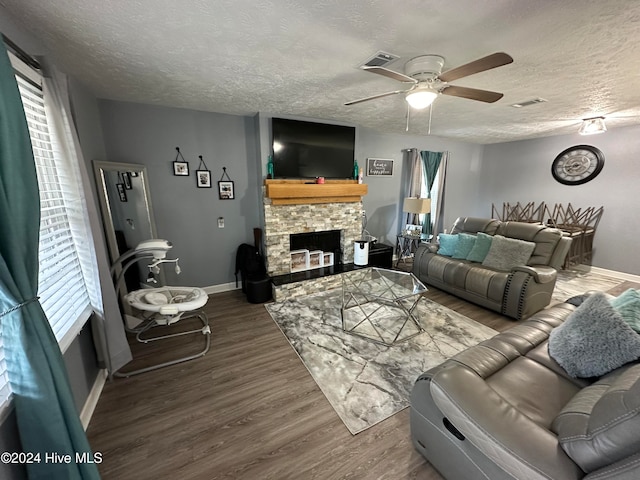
{"left": 111, "top": 239, "right": 211, "bottom": 377}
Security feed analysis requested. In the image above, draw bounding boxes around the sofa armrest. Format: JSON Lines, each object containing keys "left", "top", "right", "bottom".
{"left": 424, "top": 242, "right": 439, "bottom": 254}
{"left": 549, "top": 236, "right": 572, "bottom": 270}
{"left": 512, "top": 265, "right": 557, "bottom": 284}
{"left": 429, "top": 365, "right": 583, "bottom": 480}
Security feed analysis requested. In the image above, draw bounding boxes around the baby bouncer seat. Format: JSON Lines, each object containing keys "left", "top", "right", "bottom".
{"left": 112, "top": 239, "right": 211, "bottom": 377}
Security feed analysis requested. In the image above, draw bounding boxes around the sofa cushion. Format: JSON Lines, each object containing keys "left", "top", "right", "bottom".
{"left": 466, "top": 232, "right": 493, "bottom": 262}
{"left": 463, "top": 266, "right": 508, "bottom": 302}
{"left": 552, "top": 364, "right": 640, "bottom": 473}
{"left": 497, "top": 221, "right": 563, "bottom": 266}
{"left": 437, "top": 233, "right": 458, "bottom": 256}
{"left": 548, "top": 292, "right": 640, "bottom": 378}
{"left": 610, "top": 288, "right": 640, "bottom": 333}
{"left": 481, "top": 235, "right": 535, "bottom": 271}
{"left": 452, "top": 233, "right": 476, "bottom": 259}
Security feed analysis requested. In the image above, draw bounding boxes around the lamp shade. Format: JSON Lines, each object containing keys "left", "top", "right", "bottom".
{"left": 403, "top": 197, "right": 432, "bottom": 215}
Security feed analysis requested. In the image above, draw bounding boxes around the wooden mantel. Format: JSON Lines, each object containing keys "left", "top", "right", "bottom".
{"left": 265, "top": 179, "right": 368, "bottom": 205}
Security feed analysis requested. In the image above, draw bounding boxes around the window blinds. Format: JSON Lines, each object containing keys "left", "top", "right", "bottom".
{"left": 0, "top": 55, "right": 93, "bottom": 415}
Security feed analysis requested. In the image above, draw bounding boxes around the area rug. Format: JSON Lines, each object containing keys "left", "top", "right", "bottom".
{"left": 265, "top": 290, "right": 497, "bottom": 434}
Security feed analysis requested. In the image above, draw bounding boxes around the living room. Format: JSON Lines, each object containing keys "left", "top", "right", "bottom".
{"left": 1, "top": 1, "right": 640, "bottom": 479}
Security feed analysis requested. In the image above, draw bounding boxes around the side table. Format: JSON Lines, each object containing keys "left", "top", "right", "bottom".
{"left": 395, "top": 233, "right": 429, "bottom": 267}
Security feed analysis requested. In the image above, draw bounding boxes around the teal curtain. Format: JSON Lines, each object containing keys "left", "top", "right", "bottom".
{"left": 0, "top": 45, "right": 99, "bottom": 479}
{"left": 419, "top": 150, "right": 443, "bottom": 236}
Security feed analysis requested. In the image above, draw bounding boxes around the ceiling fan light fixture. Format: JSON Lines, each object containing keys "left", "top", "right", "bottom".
{"left": 579, "top": 117, "right": 607, "bottom": 135}
{"left": 405, "top": 89, "right": 438, "bottom": 110}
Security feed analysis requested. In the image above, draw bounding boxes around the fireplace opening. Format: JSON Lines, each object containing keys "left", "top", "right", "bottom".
{"left": 290, "top": 230, "right": 342, "bottom": 271}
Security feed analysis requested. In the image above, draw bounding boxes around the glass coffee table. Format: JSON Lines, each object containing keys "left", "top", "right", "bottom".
{"left": 341, "top": 267, "right": 427, "bottom": 346}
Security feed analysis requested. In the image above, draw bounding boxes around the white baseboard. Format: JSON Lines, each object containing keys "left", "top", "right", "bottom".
{"left": 203, "top": 282, "right": 241, "bottom": 295}
{"left": 573, "top": 265, "right": 640, "bottom": 283}
{"left": 80, "top": 369, "right": 107, "bottom": 430}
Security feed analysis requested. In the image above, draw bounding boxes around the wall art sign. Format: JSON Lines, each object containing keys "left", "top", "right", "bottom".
{"left": 366, "top": 158, "right": 394, "bottom": 177}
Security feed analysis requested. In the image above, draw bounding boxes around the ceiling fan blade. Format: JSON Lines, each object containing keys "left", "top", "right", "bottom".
{"left": 441, "top": 85, "right": 504, "bottom": 103}
{"left": 344, "top": 89, "right": 408, "bottom": 106}
{"left": 438, "top": 52, "right": 513, "bottom": 83}
{"left": 362, "top": 66, "right": 417, "bottom": 83}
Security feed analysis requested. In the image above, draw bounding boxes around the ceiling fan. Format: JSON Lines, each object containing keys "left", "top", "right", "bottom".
{"left": 345, "top": 52, "right": 514, "bottom": 110}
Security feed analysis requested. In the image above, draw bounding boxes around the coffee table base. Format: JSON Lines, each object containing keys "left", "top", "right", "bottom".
{"left": 341, "top": 295, "right": 424, "bottom": 346}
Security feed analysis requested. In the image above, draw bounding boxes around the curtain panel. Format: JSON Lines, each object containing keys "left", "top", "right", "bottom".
{"left": 0, "top": 44, "right": 100, "bottom": 479}
{"left": 41, "top": 61, "right": 132, "bottom": 375}
{"left": 419, "top": 150, "right": 443, "bottom": 236}
{"left": 404, "top": 148, "right": 423, "bottom": 226}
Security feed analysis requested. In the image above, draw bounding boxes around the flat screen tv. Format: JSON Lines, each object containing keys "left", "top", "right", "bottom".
{"left": 271, "top": 118, "right": 355, "bottom": 179}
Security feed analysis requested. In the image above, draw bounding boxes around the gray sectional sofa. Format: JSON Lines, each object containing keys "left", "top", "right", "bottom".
{"left": 410, "top": 299, "right": 640, "bottom": 480}
{"left": 412, "top": 217, "right": 571, "bottom": 320}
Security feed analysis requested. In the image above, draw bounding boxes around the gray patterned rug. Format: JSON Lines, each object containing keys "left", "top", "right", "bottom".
{"left": 265, "top": 290, "right": 497, "bottom": 434}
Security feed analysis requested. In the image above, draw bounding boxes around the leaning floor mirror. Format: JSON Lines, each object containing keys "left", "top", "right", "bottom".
{"left": 93, "top": 160, "right": 163, "bottom": 294}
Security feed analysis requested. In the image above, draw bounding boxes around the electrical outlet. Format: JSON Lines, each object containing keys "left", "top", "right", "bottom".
{"left": 217, "top": 217, "right": 224, "bottom": 228}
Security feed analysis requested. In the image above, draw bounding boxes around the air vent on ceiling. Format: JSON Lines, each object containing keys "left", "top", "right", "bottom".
{"left": 510, "top": 98, "right": 548, "bottom": 108}
{"left": 360, "top": 51, "right": 399, "bottom": 68}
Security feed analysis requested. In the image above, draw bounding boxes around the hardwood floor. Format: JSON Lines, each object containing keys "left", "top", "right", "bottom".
{"left": 86, "top": 267, "right": 631, "bottom": 479}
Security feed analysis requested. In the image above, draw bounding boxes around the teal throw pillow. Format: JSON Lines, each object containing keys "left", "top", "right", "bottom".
{"left": 437, "top": 234, "right": 459, "bottom": 257}
{"left": 466, "top": 232, "right": 493, "bottom": 263}
{"left": 610, "top": 289, "right": 640, "bottom": 333}
{"left": 452, "top": 233, "right": 476, "bottom": 259}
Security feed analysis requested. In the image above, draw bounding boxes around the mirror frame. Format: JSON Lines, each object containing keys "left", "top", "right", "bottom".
{"left": 92, "top": 160, "right": 158, "bottom": 265}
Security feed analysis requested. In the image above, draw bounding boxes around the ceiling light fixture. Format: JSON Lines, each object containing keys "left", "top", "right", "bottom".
{"left": 405, "top": 88, "right": 438, "bottom": 110}
{"left": 579, "top": 117, "right": 607, "bottom": 135}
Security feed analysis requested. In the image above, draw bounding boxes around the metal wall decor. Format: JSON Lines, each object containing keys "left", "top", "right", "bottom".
{"left": 196, "top": 155, "right": 212, "bottom": 188}
{"left": 218, "top": 167, "right": 234, "bottom": 199}
{"left": 173, "top": 146, "right": 189, "bottom": 176}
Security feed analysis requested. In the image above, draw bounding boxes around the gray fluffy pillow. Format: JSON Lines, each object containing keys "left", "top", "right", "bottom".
{"left": 549, "top": 292, "right": 640, "bottom": 378}
{"left": 481, "top": 235, "right": 535, "bottom": 271}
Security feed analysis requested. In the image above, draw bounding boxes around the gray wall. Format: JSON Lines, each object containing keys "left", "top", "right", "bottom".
{"left": 480, "top": 125, "right": 640, "bottom": 275}
{"left": 356, "top": 127, "right": 484, "bottom": 246}
{"left": 254, "top": 113, "right": 484, "bottom": 250}
{"left": 98, "top": 100, "right": 262, "bottom": 288}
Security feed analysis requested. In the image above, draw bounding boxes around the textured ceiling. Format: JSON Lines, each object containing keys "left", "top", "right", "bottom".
{"left": 2, "top": 0, "right": 640, "bottom": 144}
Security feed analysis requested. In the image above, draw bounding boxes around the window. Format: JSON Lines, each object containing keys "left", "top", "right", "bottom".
{"left": 418, "top": 169, "right": 440, "bottom": 232}
{"left": 0, "top": 51, "right": 93, "bottom": 414}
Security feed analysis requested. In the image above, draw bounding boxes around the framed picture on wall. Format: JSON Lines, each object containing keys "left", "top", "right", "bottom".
{"left": 121, "top": 171, "right": 132, "bottom": 189}
{"left": 196, "top": 170, "right": 212, "bottom": 188}
{"left": 366, "top": 158, "right": 394, "bottom": 177}
{"left": 173, "top": 161, "right": 189, "bottom": 176}
{"left": 116, "top": 183, "right": 127, "bottom": 202}
{"left": 218, "top": 181, "right": 234, "bottom": 200}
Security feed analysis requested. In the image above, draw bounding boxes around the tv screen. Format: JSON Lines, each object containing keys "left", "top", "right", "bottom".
{"left": 271, "top": 118, "right": 355, "bottom": 179}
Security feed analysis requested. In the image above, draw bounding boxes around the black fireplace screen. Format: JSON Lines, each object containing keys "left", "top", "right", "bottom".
{"left": 290, "top": 230, "right": 342, "bottom": 265}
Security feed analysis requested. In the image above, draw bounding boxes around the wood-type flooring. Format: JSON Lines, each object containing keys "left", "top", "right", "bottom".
{"left": 86, "top": 266, "right": 634, "bottom": 479}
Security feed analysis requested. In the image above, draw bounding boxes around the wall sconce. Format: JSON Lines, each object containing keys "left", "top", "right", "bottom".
{"left": 579, "top": 117, "right": 607, "bottom": 135}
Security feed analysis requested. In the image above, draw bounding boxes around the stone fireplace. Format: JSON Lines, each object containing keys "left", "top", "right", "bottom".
{"left": 262, "top": 180, "right": 368, "bottom": 301}
{"left": 263, "top": 201, "right": 364, "bottom": 276}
